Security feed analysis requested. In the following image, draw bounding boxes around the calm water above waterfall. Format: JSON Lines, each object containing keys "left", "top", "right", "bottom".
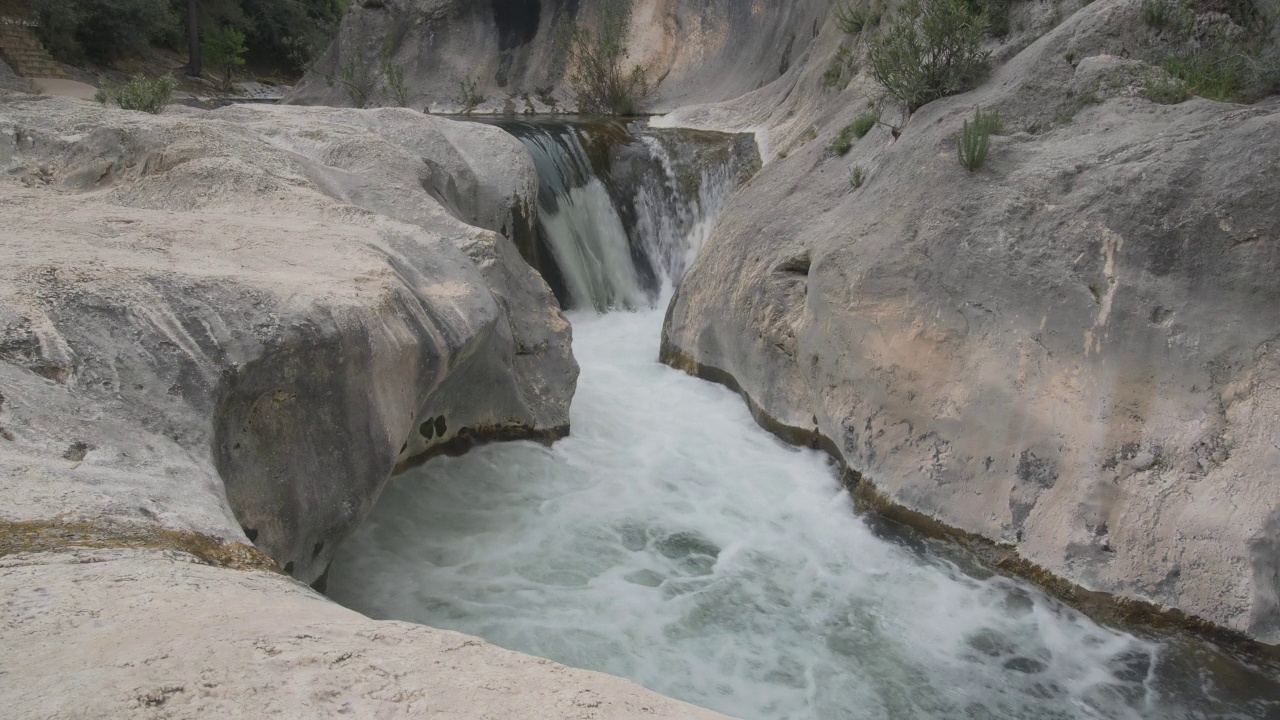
{"left": 329, "top": 120, "right": 1280, "bottom": 719}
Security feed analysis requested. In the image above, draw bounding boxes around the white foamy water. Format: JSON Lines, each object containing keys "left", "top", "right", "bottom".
{"left": 328, "top": 307, "right": 1276, "bottom": 720}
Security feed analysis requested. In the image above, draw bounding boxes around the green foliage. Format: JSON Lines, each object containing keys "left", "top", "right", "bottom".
{"left": 852, "top": 111, "right": 879, "bottom": 138}
{"left": 957, "top": 106, "right": 995, "bottom": 172}
{"left": 380, "top": 45, "right": 410, "bottom": 107}
{"left": 196, "top": 0, "right": 349, "bottom": 74}
{"left": 962, "top": 0, "right": 1012, "bottom": 38}
{"left": 32, "top": 0, "right": 345, "bottom": 74}
{"left": 822, "top": 45, "right": 858, "bottom": 91}
{"left": 828, "top": 121, "right": 860, "bottom": 155}
{"left": 834, "top": 2, "right": 882, "bottom": 34}
{"left": 95, "top": 74, "right": 178, "bottom": 113}
{"left": 34, "top": 0, "right": 179, "bottom": 64}
{"left": 849, "top": 164, "right": 866, "bottom": 188}
{"left": 1141, "top": 0, "right": 1192, "bottom": 31}
{"left": 558, "top": 0, "right": 654, "bottom": 115}
{"left": 459, "top": 73, "right": 485, "bottom": 114}
{"left": 868, "top": 0, "right": 991, "bottom": 114}
{"left": 1162, "top": 51, "right": 1242, "bottom": 101}
{"left": 203, "top": 26, "right": 247, "bottom": 88}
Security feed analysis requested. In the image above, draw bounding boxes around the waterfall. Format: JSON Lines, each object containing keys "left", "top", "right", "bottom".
{"left": 496, "top": 119, "right": 758, "bottom": 312}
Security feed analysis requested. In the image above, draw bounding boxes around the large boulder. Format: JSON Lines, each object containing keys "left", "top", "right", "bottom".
{"left": 660, "top": 0, "right": 1280, "bottom": 645}
{"left": 0, "top": 97, "right": 724, "bottom": 719}
{"left": 0, "top": 96, "right": 576, "bottom": 583}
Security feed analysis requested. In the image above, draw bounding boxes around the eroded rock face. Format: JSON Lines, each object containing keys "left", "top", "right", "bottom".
{"left": 660, "top": 1, "right": 1280, "bottom": 643}
{"left": 0, "top": 96, "right": 576, "bottom": 583}
{"left": 286, "top": 0, "right": 831, "bottom": 113}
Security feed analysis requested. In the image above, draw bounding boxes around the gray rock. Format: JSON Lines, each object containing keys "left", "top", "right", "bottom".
{"left": 0, "top": 97, "right": 576, "bottom": 584}
{"left": 660, "top": 0, "right": 1280, "bottom": 644}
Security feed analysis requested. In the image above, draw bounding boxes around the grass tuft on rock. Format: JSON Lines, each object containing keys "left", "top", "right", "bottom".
{"left": 94, "top": 75, "right": 177, "bottom": 114}
{"left": 849, "top": 164, "right": 866, "bottom": 188}
{"left": 852, "top": 111, "right": 879, "bottom": 138}
{"left": 957, "top": 106, "right": 997, "bottom": 172}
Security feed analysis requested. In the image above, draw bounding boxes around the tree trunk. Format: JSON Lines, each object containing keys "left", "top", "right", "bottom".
{"left": 186, "top": 0, "right": 202, "bottom": 77}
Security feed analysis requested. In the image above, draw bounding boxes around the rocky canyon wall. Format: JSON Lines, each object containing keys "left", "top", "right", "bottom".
{"left": 299, "top": 0, "right": 1280, "bottom": 647}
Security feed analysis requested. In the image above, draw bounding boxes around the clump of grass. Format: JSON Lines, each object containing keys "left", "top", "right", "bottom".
{"left": 822, "top": 45, "right": 858, "bottom": 91}
{"left": 828, "top": 125, "right": 856, "bottom": 155}
{"left": 94, "top": 75, "right": 177, "bottom": 114}
{"left": 1162, "top": 51, "right": 1241, "bottom": 101}
{"left": 852, "top": 110, "right": 879, "bottom": 138}
{"left": 1142, "top": 68, "right": 1191, "bottom": 104}
{"left": 957, "top": 106, "right": 997, "bottom": 172}
{"left": 849, "top": 164, "right": 866, "bottom": 188}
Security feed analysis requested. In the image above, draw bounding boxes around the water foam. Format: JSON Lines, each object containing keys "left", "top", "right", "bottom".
{"left": 329, "top": 308, "right": 1275, "bottom": 719}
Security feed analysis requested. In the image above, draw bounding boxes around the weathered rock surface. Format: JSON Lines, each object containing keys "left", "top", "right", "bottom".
{"left": 659, "top": 0, "right": 1280, "bottom": 644}
{"left": 0, "top": 97, "right": 723, "bottom": 718}
{"left": 287, "top": 0, "right": 830, "bottom": 113}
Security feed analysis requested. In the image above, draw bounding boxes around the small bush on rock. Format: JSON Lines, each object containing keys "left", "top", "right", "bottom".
{"left": 835, "top": 1, "right": 883, "bottom": 34}
{"left": 558, "top": 0, "right": 654, "bottom": 115}
{"left": 828, "top": 122, "right": 861, "bottom": 155}
{"left": 459, "top": 73, "right": 485, "bottom": 114}
{"left": 957, "top": 106, "right": 996, "bottom": 172}
{"left": 869, "top": 0, "right": 991, "bottom": 114}
{"left": 823, "top": 46, "right": 859, "bottom": 91}
{"left": 95, "top": 75, "right": 177, "bottom": 114}
{"left": 849, "top": 164, "right": 867, "bottom": 188}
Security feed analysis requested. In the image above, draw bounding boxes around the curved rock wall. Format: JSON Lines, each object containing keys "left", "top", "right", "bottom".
{"left": 659, "top": 0, "right": 1280, "bottom": 645}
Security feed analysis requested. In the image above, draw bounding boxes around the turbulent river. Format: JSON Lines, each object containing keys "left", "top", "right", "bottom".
{"left": 329, "top": 120, "right": 1279, "bottom": 720}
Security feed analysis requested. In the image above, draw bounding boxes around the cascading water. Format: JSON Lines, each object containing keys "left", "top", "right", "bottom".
{"left": 494, "top": 118, "right": 757, "bottom": 311}
{"left": 328, "top": 120, "right": 1280, "bottom": 719}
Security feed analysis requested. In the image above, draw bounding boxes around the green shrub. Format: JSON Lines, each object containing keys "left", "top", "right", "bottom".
{"left": 869, "top": 0, "right": 991, "bottom": 114}
{"left": 203, "top": 26, "right": 247, "bottom": 90}
{"left": 380, "top": 45, "right": 411, "bottom": 107}
{"left": 459, "top": 73, "right": 485, "bottom": 114}
{"left": 558, "top": 0, "right": 654, "bottom": 115}
{"left": 852, "top": 111, "right": 879, "bottom": 138}
{"left": 828, "top": 122, "right": 861, "bottom": 155}
{"left": 1142, "top": 69, "right": 1191, "bottom": 103}
{"left": 95, "top": 75, "right": 177, "bottom": 113}
{"left": 962, "top": 0, "right": 1012, "bottom": 38}
{"left": 1140, "top": 0, "right": 1191, "bottom": 31}
{"left": 957, "top": 106, "right": 995, "bottom": 171}
{"left": 822, "top": 45, "right": 858, "bottom": 90}
{"left": 849, "top": 164, "right": 866, "bottom": 188}
{"left": 835, "top": 2, "right": 882, "bottom": 34}
{"left": 327, "top": 47, "right": 381, "bottom": 108}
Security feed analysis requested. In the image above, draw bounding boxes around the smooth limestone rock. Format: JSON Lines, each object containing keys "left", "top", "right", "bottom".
{"left": 287, "top": 0, "right": 831, "bottom": 113}
{"left": 659, "top": 0, "right": 1280, "bottom": 645}
{"left": 0, "top": 97, "right": 723, "bottom": 719}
